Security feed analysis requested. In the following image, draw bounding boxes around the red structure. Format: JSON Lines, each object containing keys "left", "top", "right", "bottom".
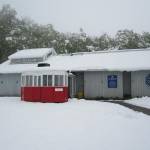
{"left": 21, "top": 70, "right": 69, "bottom": 103}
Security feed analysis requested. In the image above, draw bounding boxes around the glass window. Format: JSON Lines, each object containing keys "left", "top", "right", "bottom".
{"left": 145, "top": 74, "right": 150, "bottom": 87}
{"left": 54, "top": 75, "right": 64, "bottom": 86}
{"left": 34, "top": 76, "right": 37, "bottom": 86}
{"left": 65, "top": 75, "right": 68, "bottom": 86}
{"left": 55, "top": 75, "right": 59, "bottom": 86}
{"left": 26, "top": 76, "right": 30, "bottom": 86}
{"left": 59, "top": 75, "right": 63, "bottom": 86}
{"left": 38, "top": 76, "right": 41, "bottom": 86}
{"left": 48, "top": 75, "right": 52, "bottom": 86}
{"left": 21, "top": 76, "right": 25, "bottom": 86}
{"left": 43, "top": 75, "right": 47, "bottom": 86}
{"left": 29, "top": 76, "right": 32, "bottom": 86}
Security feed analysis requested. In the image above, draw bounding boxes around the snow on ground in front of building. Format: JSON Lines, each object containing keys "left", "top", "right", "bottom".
{"left": 125, "top": 97, "right": 150, "bottom": 109}
{"left": 0, "top": 97, "right": 150, "bottom": 150}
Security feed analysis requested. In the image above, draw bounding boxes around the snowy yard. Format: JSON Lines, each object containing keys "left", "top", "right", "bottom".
{"left": 125, "top": 97, "right": 150, "bottom": 109}
{"left": 0, "top": 97, "right": 150, "bottom": 150}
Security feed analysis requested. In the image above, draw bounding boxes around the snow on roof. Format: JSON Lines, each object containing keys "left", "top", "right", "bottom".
{"left": 0, "top": 48, "right": 150, "bottom": 73}
{"left": 44, "top": 48, "right": 150, "bottom": 71}
{"left": 8, "top": 48, "right": 55, "bottom": 59}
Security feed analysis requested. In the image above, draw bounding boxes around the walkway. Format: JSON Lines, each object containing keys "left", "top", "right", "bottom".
{"left": 102, "top": 100, "right": 150, "bottom": 116}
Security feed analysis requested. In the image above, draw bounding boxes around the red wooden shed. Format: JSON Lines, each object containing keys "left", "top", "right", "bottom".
{"left": 21, "top": 70, "right": 69, "bottom": 103}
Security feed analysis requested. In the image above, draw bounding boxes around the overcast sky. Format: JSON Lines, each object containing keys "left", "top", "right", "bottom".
{"left": 0, "top": 0, "right": 150, "bottom": 36}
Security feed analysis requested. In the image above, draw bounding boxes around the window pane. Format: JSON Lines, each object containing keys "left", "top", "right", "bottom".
{"left": 65, "top": 75, "right": 68, "bottom": 86}
{"left": 26, "top": 76, "right": 29, "bottom": 86}
{"left": 54, "top": 75, "right": 64, "bottom": 86}
{"left": 48, "top": 75, "right": 52, "bottom": 86}
{"left": 29, "top": 76, "right": 32, "bottom": 86}
{"left": 59, "top": 75, "right": 63, "bottom": 86}
{"left": 34, "top": 76, "right": 37, "bottom": 86}
{"left": 54, "top": 75, "right": 59, "bottom": 86}
{"left": 38, "top": 76, "right": 41, "bottom": 86}
{"left": 43, "top": 75, "right": 47, "bottom": 86}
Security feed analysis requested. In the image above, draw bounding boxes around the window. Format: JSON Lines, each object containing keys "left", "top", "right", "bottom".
{"left": 55, "top": 75, "right": 58, "bottom": 86}
{"left": 34, "top": 76, "right": 37, "bottom": 86}
{"left": 145, "top": 74, "right": 150, "bottom": 87}
{"left": 38, "top": 76, "right": 41, "bottom": 86}
{"left": 48, "top": 75, "right": 52, "bottom": 86}
{"left": 26, "top": 76, "right": 30, "bottom": 86}
{"left": 65, "top": 75, "right": 68, "bottom": 86}
{"left": 24, "top": 75, "right": 33, "bottom": 86}
{"left": 42, "top": 75, "right": 52, "bottom": 86}
{"left": 43, "top": 75, "right": 47, "bottom": 86}
{"left": 29, "top": 76, "right": 32, "bottom": 86}
{"left": 11, "top": 57, "right": 44, "bottom": 64}
{"left": 21, "top": 76, "right": 25, "bottom": 86}
{"left": 54, "top": 75, "right": 64, "bottom": 86}
{"left": 59, "top": 75, "right": 64, "bottom": 86}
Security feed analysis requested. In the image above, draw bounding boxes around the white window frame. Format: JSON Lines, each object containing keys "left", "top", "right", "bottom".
{"left": 54, "top": 75, "right": 64, "bottom": 87}
{"left": 22, "top": 70, "right": 68, "bottom": 87}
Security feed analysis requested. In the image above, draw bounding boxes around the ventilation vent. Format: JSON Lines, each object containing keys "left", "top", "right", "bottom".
{"left": 37, "top": 63, "right": 50, "bottom": 67}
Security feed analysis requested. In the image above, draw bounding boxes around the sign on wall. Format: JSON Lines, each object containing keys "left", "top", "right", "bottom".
{"left": 145, "top": 74, "right": 150, "bottom": 87}
{"left": 107, "top": 75, "right": 117, "bottom": 88}
{"left": 55, "top": 88, "right": 63, "bottom": 92}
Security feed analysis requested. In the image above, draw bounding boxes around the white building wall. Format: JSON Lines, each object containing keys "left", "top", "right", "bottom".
{"left": 131, "top": 71, "right": 150, "bottom": 97}
{"left": 102, "top": 72, "right": 123, "bottom": 98}
{"left": 0, "top": 74, "right": 21, "bottom": 96}
{"left": 84, "top": 72, "right": 103, "bottom": 98}
{"left": 84, "top": 71, "right": 123, "bottom": 99}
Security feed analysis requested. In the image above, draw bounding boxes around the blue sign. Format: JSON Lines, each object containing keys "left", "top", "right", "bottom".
{"left": 145, "top": 74, "right": 150, "bottom": 87}
{"left": 108, "top": 75, "right": 117, "bottom": 88}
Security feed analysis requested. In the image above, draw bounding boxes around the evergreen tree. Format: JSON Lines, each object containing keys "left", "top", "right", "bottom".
{"left": 115, "top": 30, "right": 145, "bottom": 50}
{"left": 1, "top": 4, "right": 150, "bottom": 63}
{"left": 0, "top": 4, "right": 18, "bottom": 62}
{"left": 142, "top": 32, "right": 150, "bottom": 48}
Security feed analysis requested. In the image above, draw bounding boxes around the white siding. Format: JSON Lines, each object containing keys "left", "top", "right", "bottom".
{"left": 84, "top": 71, "right": 123, "bottom": 99}
{"left": 0, "top": 74, "right": 21, "bottom": 96}
{"left": 84, "top": 72, "right": 103, "bottom": 98}
{"left": 102, "top": 72, "right": 123, "bottom": 98}
{"left": 131, "top": 71, "right": 150, "bottom": 97}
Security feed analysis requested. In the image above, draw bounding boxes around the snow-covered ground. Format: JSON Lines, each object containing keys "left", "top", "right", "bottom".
{"left": 0, "top": 97, "right": 150, "bottom": 150}
{"left": 125, "top": 97, "right": 150, "bottom": 109}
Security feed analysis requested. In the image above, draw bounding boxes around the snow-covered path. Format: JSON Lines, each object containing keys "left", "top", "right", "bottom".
{"left": 0, "top": 97, "right": 150, "bottom": 150}
{"left": 125, "top": 97, "right": 150, "bottom": 109}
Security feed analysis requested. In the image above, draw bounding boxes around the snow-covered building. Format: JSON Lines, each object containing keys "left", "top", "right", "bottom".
{"left": 0, "top": 48, "right": 57, "bottom": 96}
{"left": 0, "top": 48, "right": 150, "bottom": 99}
{"left": 9, "top": 48, "right": 57, "bottom": 64}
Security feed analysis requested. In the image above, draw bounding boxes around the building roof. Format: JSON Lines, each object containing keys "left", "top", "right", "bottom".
{"left": 45, "top": 48, "right": 150, "bottom": 71}
{"left": 0, "top": 48, "right": 150, "bottom": 74}
{"left": 8, "top": 48, "right": 56, "bottom": 59}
